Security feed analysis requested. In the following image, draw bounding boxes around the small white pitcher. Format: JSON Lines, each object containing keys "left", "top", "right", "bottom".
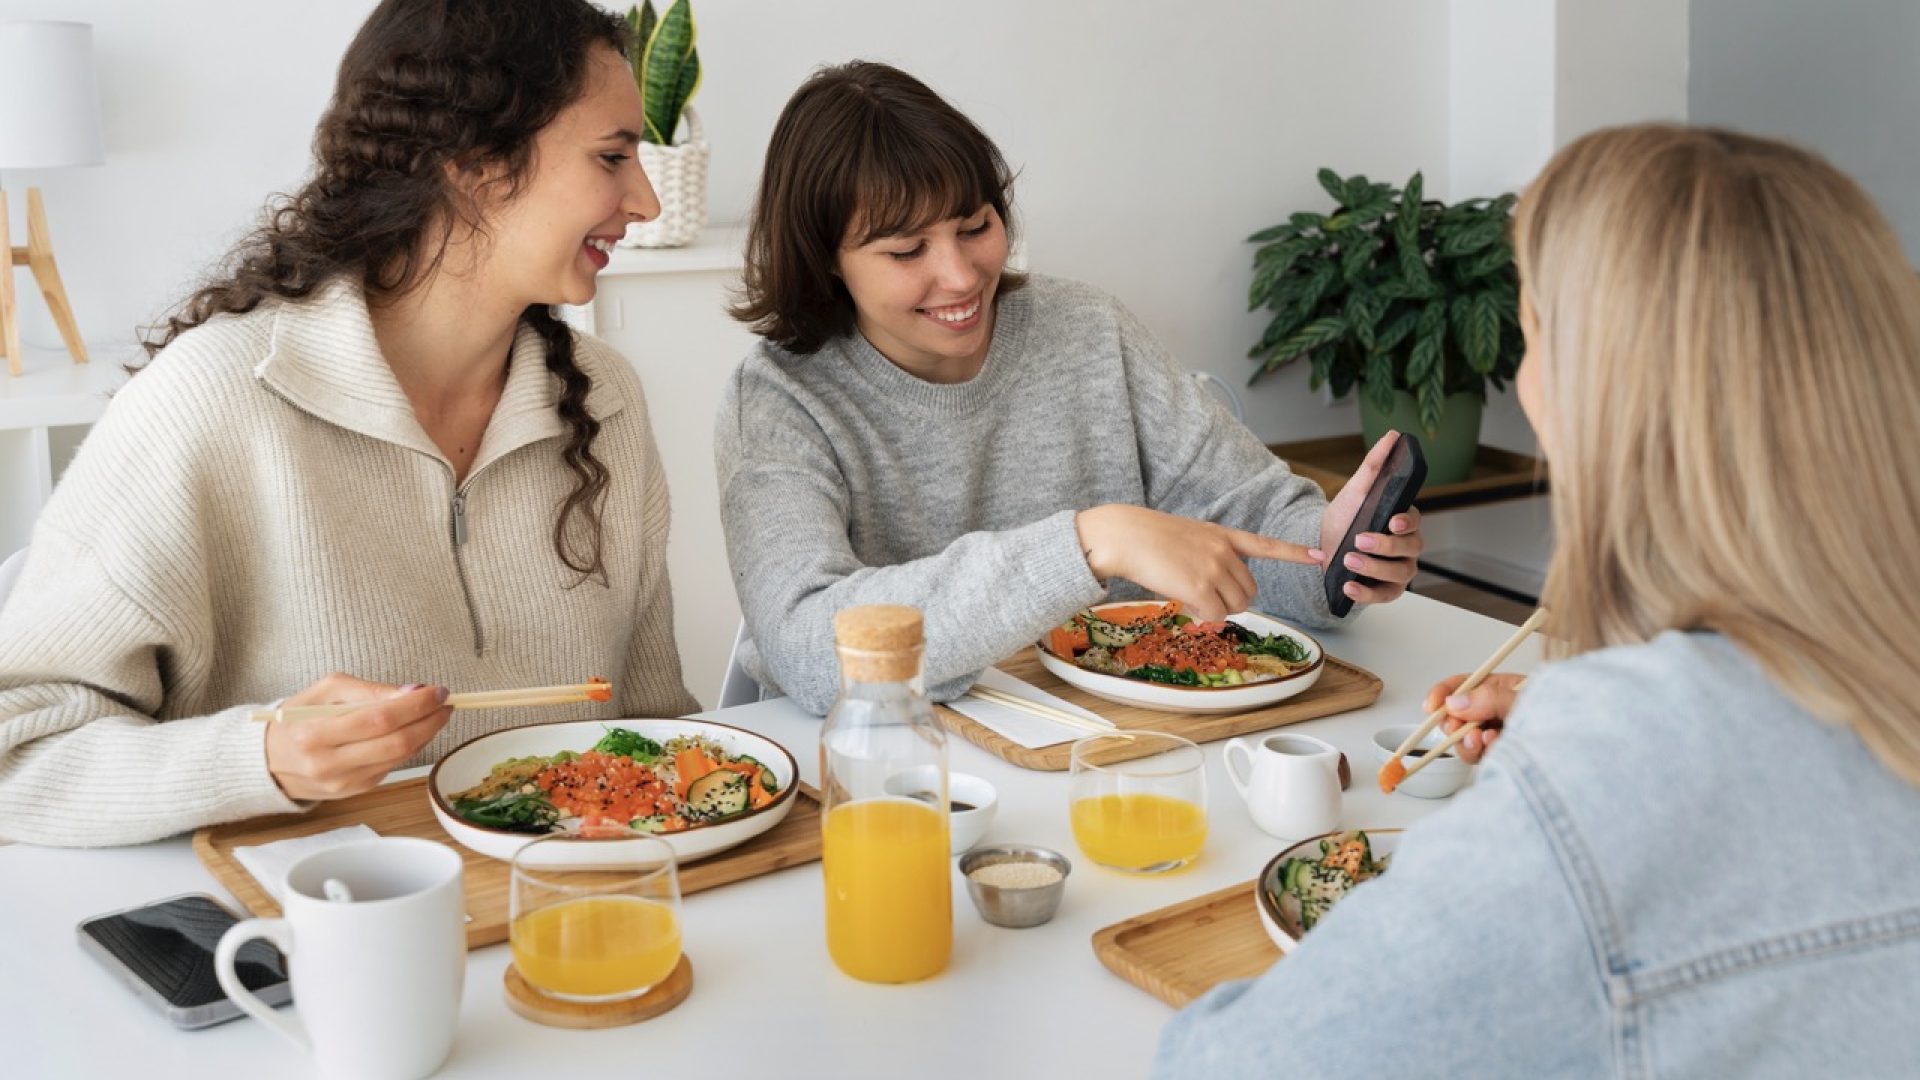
{"left": 1224, "top": 732, "right": 1343, "bottom": 840}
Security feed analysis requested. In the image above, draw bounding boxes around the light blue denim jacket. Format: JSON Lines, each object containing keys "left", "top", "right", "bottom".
{"left": 1155, "top": 630, "right": 1920, "bottom": 1078}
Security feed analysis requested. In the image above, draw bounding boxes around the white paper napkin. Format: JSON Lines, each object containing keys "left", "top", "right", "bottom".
{"left": 946, "top": 667, "right": 1112, "bottom": 750}
{"left": 232, "top": 825, "right": 381, "bottom": 902}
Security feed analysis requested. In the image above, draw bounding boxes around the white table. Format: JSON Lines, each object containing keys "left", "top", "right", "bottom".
{"left": 0, "top": 595, "right": 1538, "bottom": 1079}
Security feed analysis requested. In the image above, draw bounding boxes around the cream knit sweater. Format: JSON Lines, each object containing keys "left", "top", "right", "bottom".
{"left": 0, "top": 279, "right": 698, "bottom": 847}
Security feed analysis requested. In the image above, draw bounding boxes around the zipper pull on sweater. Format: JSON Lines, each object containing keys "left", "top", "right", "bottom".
{"left": 451, "top": 492, "right": 469, "bottom": 546}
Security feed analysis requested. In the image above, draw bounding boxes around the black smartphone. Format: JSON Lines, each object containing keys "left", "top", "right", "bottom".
{"left": 76, "top": 892, "right": 291, "bottom": 1030}
{"left": 1323, "top": 432, "right": 1427, "bottom": 618}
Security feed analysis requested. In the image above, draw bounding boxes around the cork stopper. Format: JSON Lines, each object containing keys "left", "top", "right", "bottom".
{"left": 833, "top": 604, "right": 925, "bottom": 683}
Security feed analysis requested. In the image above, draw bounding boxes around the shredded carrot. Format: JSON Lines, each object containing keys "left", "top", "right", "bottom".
{"left": 674, "top": 748, "right": 718, "bottom": 799}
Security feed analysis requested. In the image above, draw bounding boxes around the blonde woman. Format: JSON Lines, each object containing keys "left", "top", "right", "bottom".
{"left": 1156, "top": 126, "right": 1920, "bottom": 1076}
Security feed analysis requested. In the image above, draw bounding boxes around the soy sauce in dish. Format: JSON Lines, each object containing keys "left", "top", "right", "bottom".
{"left": 951, "top": 801, "right": 976, "bottom": 813}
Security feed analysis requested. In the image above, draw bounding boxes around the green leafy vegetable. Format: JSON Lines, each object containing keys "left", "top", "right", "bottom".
{"left": 1131, "top": 665, "right": 1202, "bottom": 687}
{"left": 592, "top": 727, "right": 664, "bottom": 762}
{"left": 1238, "top": 631, "right": 1310, "bottom": 662}
{"left": 452, "top": 790, "right": 560, "bottom": 833}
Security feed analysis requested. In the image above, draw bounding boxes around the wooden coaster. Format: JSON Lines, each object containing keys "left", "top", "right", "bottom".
{"left": 503, "top": 955, "right": 693, "bottom": 1029}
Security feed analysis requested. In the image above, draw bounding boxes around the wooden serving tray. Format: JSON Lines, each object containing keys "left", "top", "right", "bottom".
{"left": 935, "top": 649, "right": 1382, "bottom": 771}
{"left": 194, "top": 777, "right": 823, "bottom": 950}
{"left": 1091, "top": 880, "right": 1279, "bottom": 1007}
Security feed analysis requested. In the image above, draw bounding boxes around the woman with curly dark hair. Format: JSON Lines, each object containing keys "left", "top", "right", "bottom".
{"left": 0, "top": 0, "right": 698, "bottom": 847}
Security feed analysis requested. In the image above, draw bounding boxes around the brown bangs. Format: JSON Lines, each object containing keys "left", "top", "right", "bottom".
{"left": 733, "top": 60, "right": 1021, "bottom": 354}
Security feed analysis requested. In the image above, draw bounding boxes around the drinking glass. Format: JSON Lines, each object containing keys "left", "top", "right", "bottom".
{"left": 1068, "top": 731, "right": 1208, "bottom": 873}
{"left": 508, "top": 833, "right": 681, "bottom": 1002}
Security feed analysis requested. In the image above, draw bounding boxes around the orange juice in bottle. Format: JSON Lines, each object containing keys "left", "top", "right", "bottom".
{"left": 820, "top": 605, "right": 951, "bottom": 983}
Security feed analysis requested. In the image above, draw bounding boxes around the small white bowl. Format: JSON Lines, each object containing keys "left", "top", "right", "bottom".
{"left": 883, "top": 767, "right": 999, "bottom": 853}
{"left": 1255, "top": 828, "right": 1404, "bottom": 951}
{"left": 1370, "top": 724, "right": 1473, "bottom": 799}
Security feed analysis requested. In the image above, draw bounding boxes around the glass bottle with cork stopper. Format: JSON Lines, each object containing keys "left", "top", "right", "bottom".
{"left": 819, "top": 604, "right": 952, "bottom": 983}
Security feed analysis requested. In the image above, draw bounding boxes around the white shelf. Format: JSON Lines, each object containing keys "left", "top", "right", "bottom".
{"left": 0, "top": 343, "right": 130, "bottom": 429}
{"left": 602, "top": 223, "right": 747, "bottom": 277}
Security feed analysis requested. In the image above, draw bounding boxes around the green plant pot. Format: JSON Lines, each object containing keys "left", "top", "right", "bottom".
{"left": 1358, "top": 390, "right": 1483, "bottom": 486}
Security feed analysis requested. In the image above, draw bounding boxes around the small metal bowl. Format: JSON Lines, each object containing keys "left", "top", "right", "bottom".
{"left": 958, "top": 844, "right": 1071, "bottom": 928}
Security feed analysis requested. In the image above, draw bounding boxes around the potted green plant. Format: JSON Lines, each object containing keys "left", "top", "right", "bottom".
{"left": 1244, "top": 170, "right": 1523, "bottom": 484}
{"left": 623, "top": 0, "right": 706, "bottom": 248}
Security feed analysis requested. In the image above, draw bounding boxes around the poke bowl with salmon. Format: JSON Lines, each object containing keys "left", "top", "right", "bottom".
{"left": 428, "top": 718, "right": 800, "bottom": 865}
{"left": 1037, "top": 601, "right": 1325, "bottom": 714}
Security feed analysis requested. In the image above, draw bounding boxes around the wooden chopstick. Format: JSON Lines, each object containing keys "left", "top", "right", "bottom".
{"left": 1379, "top": 609, "right": 1546, "bottom": 793}
{"left": 250, "top": 678, "right": 612, "bottom": 724}
{"left": 962, "top": 685, "right": 1117, "bottom": 733}
{"left": 1396, "top": 677, "right": 1529, "bottom": 786}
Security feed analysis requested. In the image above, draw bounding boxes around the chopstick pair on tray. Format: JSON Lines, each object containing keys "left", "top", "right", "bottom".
{"left": 961, "top": 684, "right": 1117, "bottom": 735}
{"left": 248, "top": 677, "right": 613, "bottom": 724}
{"left": 1378, "top": 610, "right": 1546, "bottom": 794}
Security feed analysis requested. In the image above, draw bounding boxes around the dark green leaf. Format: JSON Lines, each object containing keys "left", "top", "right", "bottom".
{"left": 1317, "top": 168, "right": 1348, "bottom": 205}
{"left": 1340, "top": 234, "right": 1380, "bottom": 281}
{"left": 1458, "top": 244, "right": 1513, "bottom": 281}
{"left": 1440, "top": 219, "right": 1504, "bottom": 258}
{"left": 1328, "top": 355, "right": 1357, "bottom": 398}
{"left": 1374, "top": 309, "right": 1420, "bottom": 353}
{"left": 1297, "top": 262, "right": 1341, "bottom": 315}
{"left": 1417, "top": 374, "right": 1446, "bottom": 435}
{"left": 1273, "top": 316, "right": 1347, "bottom": 363}
{"left": 1365, "top": 350, "right": 1396, "bottom": 412}
{"left": 1307, "top": 347, "right": 1334, "bottom": 390}
{"left": 1342, "top": 174, "right": 1373, "bottom": 206}
{"left": 1290, "top": 211, "right": 1325, "bottom": 231}
{"left": 1464, "top": 293, "right": 1500, "bottom": 374}
{"left": 1247, "top": 222, "right": 1294, "bottom": 244}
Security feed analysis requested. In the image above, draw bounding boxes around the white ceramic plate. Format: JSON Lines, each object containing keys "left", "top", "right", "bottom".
{"left": 428, "top": 717, "right": 799, "bottom": 866}
{"left": 1255, "top": 828, "right": 1403, "bottom": 952}
{"left": 1036, "top": 603, "right": 1325, "bottom": 715}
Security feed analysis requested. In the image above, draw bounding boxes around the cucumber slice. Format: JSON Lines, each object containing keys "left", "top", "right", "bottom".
{"left": 684, "top": 770, "right": 750, "bottom": 822}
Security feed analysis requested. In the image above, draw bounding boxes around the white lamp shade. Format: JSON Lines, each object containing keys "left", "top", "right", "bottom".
{"left": 0, "top": 21, "right": 105, "bottom": 169}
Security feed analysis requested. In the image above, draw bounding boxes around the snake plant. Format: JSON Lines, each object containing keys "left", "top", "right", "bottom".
{"left": 627, "top": 0, "right": 701, "bottom": 145}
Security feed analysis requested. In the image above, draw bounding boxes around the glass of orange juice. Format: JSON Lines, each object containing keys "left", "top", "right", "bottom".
{"left": 509, "top": 833, "right": 682, "bottom": 1002}
{"left": 1069, "top": 731, "right": 1208, "bottom": 873}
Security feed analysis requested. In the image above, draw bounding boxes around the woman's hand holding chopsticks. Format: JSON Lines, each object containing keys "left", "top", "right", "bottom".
{"left": 1421, "top": 672, "right": 1528, "bottom": 763}
{"left": 264, "top": 675, "right": 453, "bottom": 802}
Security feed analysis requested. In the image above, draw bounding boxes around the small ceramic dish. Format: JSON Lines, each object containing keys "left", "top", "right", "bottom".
{"left": 428, "top": 717, "right": 799, "bottom": 866}
{"left": 884, "top": 767, "right": 999, "bottom": 853}
{"left": 959, "top": 844, "right": 1071, "bottom": 928}
{"left": 1369, "top": 724, "right": 1473, "bottom": 799}
{"left": 1035, "top": 602, "right": 1325, "bottom": 715}
{"left": 1255, "top": 828, "right": 1404, "bottom": 951}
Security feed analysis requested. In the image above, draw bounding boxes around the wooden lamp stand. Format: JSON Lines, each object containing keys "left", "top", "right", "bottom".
{"left": 0, "top": 187, "right": 88, "bottom": 376}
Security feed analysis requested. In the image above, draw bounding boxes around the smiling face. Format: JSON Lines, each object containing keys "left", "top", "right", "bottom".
{"left": 475, "top": 45, "right": 659, "bottom": 308}
{"left": 834, "top": 204, "right": 1010, "bottom": 382}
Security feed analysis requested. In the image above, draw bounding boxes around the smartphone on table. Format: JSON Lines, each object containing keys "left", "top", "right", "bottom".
{"left": 76, "top": 892, "right": 291, "bottom": 1030}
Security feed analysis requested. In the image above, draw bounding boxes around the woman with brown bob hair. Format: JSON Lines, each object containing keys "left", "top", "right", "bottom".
{"left": 1155, "top": 126, "right": 1920, "bottom": 1077}
{"left": 719, "top": 61, "right": 1425, "bottom": 713}
{"left": 0, "top": 0, "right": 698, "bottom": 848}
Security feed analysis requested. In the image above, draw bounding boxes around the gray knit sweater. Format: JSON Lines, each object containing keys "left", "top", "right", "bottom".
{"left": 0, "top": 279, "right": 697, "bottom": 847}
{"left": 715, "top": 274, "right": 1340, "bottom": 715}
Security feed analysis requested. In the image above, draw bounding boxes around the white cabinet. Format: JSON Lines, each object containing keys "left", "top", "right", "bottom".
{"left": 564, "top": 226, "right": 754, "bottom": 709}
{"left": 0, "top": 345, "right": 127, "bottom": 555}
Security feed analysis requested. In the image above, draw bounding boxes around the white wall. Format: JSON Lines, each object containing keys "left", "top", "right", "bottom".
{"left": 1689, "top": 0, "right": 1920, "bottom": 263}
{"left": 4, "top": 0, "right": 1452, "bottom": 446}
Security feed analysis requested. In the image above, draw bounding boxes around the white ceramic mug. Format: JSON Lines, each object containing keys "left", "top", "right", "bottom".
{"left": 1224, "top": 733, "right": 1343, "bottom": 840}
{"left": 216, "top": 838, "right": 466, "bottom": 1080}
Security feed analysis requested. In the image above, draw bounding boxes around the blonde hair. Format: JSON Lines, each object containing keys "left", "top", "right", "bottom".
{"left": 1513, "top": 124, "right": 1920, "bottom": 784}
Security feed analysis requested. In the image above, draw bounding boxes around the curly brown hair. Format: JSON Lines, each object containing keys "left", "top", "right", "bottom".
{"left": 732, "top": 61, "right": 1023, "bottom": 355}
{"left": 142, "top": 0, "right": 630, "bottom": 582}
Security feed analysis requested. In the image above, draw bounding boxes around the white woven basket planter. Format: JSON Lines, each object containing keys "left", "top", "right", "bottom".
{"left": 623, "top": 106, "right": 710, "bottom": 249}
